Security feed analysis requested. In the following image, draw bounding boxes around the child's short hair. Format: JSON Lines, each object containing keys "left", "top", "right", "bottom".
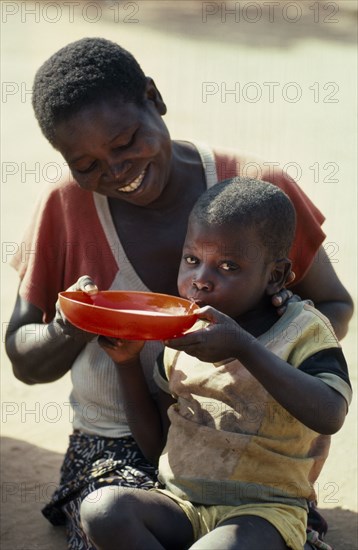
{"left": 192, "top": 177, "right": 296, "bottom": 259}
{"left": 32, "top": 37, "right": 147, "bottom": 145}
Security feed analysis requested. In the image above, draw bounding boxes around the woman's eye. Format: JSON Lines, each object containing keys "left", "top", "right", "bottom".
{"left": 114, "top": 131, "right": 137, "bottom": 151}
{"left": 220, "top": 261, "right": 238, "bottom": 271}
{"left": 74, "top": 161, "right": 97, "bottom": 174}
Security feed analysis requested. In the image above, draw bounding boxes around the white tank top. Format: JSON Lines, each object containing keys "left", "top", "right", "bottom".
{"left": 70, "top": 143, "right": 217, "bottom": 436}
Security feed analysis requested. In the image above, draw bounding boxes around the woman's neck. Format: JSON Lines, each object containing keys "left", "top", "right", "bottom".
{"left": 146, "top": 141, "right": 206, "bottom": 212}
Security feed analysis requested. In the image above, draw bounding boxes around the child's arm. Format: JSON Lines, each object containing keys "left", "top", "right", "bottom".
{"left": 99, "top": 337, "right": 175, "bottom": 464}
{"left": 165, "top": 307, "right": 347, "bottom": 435}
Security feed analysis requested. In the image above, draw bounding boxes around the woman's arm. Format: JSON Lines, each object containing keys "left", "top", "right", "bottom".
{"left": 5, "top": 294, "right": 88, "bottom": 384}
{"left": 5, "top": 276, "right": 98, "bottom": 384}
{"left": 115, "top": 359, "right": 174, "bottom": 464}
{"left": 99, "top": 338, "right": 175, "bottom": 464}
{"left": 290, "top": 245, "right": 354, "bottom": 340}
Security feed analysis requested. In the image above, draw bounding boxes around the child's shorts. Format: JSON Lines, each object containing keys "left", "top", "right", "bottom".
{"left": 153, "top": 488, "right": 307, "bottom": 550}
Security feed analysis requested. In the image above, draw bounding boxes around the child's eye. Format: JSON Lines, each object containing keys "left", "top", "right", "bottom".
{"left": 220, "top": 261, "right": 238, "bottom": 271}
{"left": 184, "top": 255, "right": 198, "bottom": 265}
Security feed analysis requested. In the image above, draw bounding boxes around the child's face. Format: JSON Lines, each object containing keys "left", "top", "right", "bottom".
{"left": 177, "top": 219, "right": 276, "bottom": 320}
{"left": 52, "top": 93, "right": 171, "bottom": 207}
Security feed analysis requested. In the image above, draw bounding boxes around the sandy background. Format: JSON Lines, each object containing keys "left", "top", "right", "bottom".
{"left": 1, "top": 1, "right": 357, "bottom": 548}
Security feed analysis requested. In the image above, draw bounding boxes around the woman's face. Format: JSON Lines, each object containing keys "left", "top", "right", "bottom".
{"left": 53, "top": 86, "right": 172, "bottom": 207}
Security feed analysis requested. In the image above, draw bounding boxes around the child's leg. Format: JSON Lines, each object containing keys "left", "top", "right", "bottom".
{"left": 80, "top": 486, "right": 194, "bottom": 550}
{"left": 188, "top": 515, "right": 288, "bottom": 550}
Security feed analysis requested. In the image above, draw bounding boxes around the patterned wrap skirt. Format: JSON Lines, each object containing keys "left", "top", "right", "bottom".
{"left": 42, "top": 431, "right": 158, "bottom": 550}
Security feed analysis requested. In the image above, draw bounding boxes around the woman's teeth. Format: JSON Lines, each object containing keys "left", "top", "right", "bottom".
{"left": 118, "top": 169, "right": 146, "bottom": 193}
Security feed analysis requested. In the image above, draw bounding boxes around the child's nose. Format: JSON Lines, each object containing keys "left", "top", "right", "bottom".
{"left": 192, "top": 278, "right": 213, "bottom": 291}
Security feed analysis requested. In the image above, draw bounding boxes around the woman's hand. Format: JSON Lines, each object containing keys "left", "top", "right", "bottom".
{"left": 98, "top": 337, "right": 145, "bottom": 366}
{"left": 271, "top": 271, "right": 304, "bottom": 316}
{"left": 54, "top": 275, "right": 98, "bottom": 340}
{"left": 271, "top": 288, "right": 302, "bottom": 316}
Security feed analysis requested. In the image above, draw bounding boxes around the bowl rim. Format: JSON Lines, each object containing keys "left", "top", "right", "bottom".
{"left": 58, "top": 290, "right": 199, "bottom": 318}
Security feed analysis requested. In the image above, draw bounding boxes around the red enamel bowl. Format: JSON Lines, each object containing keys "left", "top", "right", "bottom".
{"left": 58, "top": 290, "right": 199, "bottom": 340}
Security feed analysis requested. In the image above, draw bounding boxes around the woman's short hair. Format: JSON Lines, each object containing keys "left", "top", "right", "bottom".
{"left": 32, "top": 37, "right": 147, "bottom": 145}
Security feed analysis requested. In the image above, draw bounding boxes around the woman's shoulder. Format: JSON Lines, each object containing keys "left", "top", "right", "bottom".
{"left": 41, "top": 177, "right": 89, "bottom": 198}
{"left": 36, "top": 178, "right": 94, "bottom": 212}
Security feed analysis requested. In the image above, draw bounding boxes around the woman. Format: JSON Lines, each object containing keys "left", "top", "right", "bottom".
{"left": 5, "top": 38, "right": 353, "bottom": 549}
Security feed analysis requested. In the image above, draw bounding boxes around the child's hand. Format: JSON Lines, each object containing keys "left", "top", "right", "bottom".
{"left": 165, "top": 306, "right": 249, "bottom": 363}
{"left": 98, "top": 336, "right": 145, "bottom": 366}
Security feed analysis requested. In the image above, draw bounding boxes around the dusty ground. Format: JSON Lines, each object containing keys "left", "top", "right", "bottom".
{"left": 1, "top": 2, "right": 357, "bottom": 549}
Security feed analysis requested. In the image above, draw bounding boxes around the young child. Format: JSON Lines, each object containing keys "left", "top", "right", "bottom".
{"left": 6, "top": 37, "right": 353, "bottom": 548}
{"left": 80, "top": 177, "right": 351, "bottom": 550}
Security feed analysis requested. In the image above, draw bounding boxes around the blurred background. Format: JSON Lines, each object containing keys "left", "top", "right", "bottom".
{"left": 1, "top": 2, "right": 357, "bottom": 548}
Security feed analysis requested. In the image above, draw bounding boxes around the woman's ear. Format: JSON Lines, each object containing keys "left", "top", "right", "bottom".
{"left": 266, "top": 259, "right": 292, "bottom": 296}
{"left": 145, "top": 77, "right": 167, "bottom": 115}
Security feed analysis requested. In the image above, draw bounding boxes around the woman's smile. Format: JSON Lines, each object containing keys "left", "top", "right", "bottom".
{"left": 116, "top": 166, "right": 148, "bottom": 193}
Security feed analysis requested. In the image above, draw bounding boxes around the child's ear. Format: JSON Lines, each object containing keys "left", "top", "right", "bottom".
{"left": 145, "top": 77, "right": 167, "bottom": 115}
{"left": 266, "top": 259, "right": 292, "bottom": 296}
